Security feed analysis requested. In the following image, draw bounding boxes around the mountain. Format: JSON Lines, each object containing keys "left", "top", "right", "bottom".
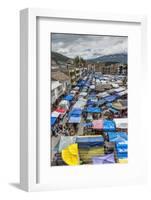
{"left": 87, "top": 53, "right": 127, "bottom": 64}
{"left": 51, "top": 51, "right": 70, "bottom": 64}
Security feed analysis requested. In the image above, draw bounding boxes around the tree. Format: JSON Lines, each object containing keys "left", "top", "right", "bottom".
{"left": 73, "top": 56, "right": 86, "bottom": 67}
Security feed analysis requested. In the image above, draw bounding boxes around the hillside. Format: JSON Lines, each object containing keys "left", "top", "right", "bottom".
{"left": 87, "top": 53, "right": 127, "bottom": 64}
{"left": 51, "top": 51, "right": 70, "bottom": 64}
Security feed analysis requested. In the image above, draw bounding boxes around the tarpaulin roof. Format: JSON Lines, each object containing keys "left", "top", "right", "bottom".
{"left": 59, "top": 100, "right": 69, "bottom": 107}
{"left": 81, "top": 122, "right": 93, "bottom": 127}
{"left": 55, "top": 108, "right": 66, "bottom": 113}
{"left": 112, "top": 101, "right": 127, "bottom": 110}
{"left": 109, "top": 107, "right": 119, "bottom": 114}
{"left": 59, "top": 136, "right": 76, "bottom": 152}
{"left": 114, "top": 87, "right": 125, "bottom": 93}
{"left": 69, "top": 108, "right": 82, "bottom": 117}
{"left": 68, "top": 116, "right": 81, "bottom": 123}
{"left": 117, "top": 90, "right": 127, "bottom": 97}
{"left": 88, "top": 96, "right": 98, "bottom": 101}
{"left": 70, "top": 90, "right": 76, "bottom": 94}
{"left": 73, "top": 86, "right": 80, "bottom": 90}
{"left": 86, "top": 106, "right": 102, "bottom": 113}
{"left": 92, "top": 119, "right": 103, "bottom": 129}
{"left": 104, "top": 95, "right": 117, "bottom": 103}
{"left": 103, "top": 120, "right": 116, "bottom": 131}
{"left": 96, "top": 92, "right": 109, "bottom": 98}
{"left": 51, "top": 111, "right": 60, "bottom": 118}
{"left": 90, "top": 85, "right": 95, "bottom": 89}
{"left": 51, "top": 116, "right": 57, "bottom": 126}
{"left": 73, "top": 99, "right": 86, "bottom": 109}
{"left": 92, "top": 153, "right": 115, "bottom": 164}
{"left": 116, "top": 143, "right": 128, "bottom": 159}
{"left": 106, "top": 103, "right": 112, "bottom": 108}
{"left": 98, "top": 99, "right": 106, "bottom": 106}
{"left": 114, "top": 118, "right": 128, "bottom": 129}
{"left": 63, "top": 95, "right": 74, "bottom": 101}
{"left": 76, "top": 135, "right": 104, "bottom": 144}
{"left": 61, "top": 143, "right": 80, "bottom": 166}
{"left": 79, "top": 92, "right": 87, "bottom": 97}
{"left": 107, "top": 132, "right": 128, "bottom": 142}
{"left": 116, "top": 141, "right": 128, "bottom": 149}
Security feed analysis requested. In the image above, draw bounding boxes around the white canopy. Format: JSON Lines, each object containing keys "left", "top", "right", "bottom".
{"left": 51, "top": 111, "right": 60, "bottom": 118}
{"left": 114, "top": 118, "right": 128, "bottom": 129}
{"left": 90, "top": 85, "right": 95, "bottom": 89}
{"left": 59, "top": 100, "right": 69, "bottom": 109}
{"left": 79, "top": 92, "right": 87, "bottom": 97}
{"left": 73, "top": 99, "right": 86, "bottom": 109}
{"left": 112, "top": 83, "right": 119, "bottom": 88}
{"left": 114, "top": 87, "right": 125, "bottom": 93}
{"left": 118, "top": 90, "right": 127, "bottom": 96}
{"left": 96, "top": 92, "right": 109, "bottom": 98}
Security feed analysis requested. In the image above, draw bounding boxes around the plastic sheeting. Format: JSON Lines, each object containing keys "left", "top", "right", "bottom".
{"left": 51, "top": 116, "right": 57, "bottom": 126}
{"left": 81, "top": 122, "right": 93, "bottom": 127}
{"left": 92, "top": 153, "right": 115, "bottom": 164}
{"left": 69, "top": 108, "right": 82, "bottom": 117}
{"left": 92, "top": 119, "right": 103, "bottom": 129}
{"left": 98, "top": 99, "right": 106, "bottom": 106}
{"left": 61, "top": 143, "right": 80, "bottom": 166}
{"left": 103, "top": 120, "right": 116, "bottom": 131}
{"left": 51, "top": 111, "right": 60, "bottom": 117}
{"left": 114, "top": 118, "right": 128, "bottom": 129}
{"left": 58, "top": 136, "right": 76, "bottom": 152}
{"left": 109, "top": 108, "right": 119, "bottom": 114}
{"left": 76, "top": 136, "right": 104, "bottom": 146}
{"left": 68, "top": 116, "right": 81, "bottom": 123}
{"left": 86, "top": 106, "right": 102, "bottom": 113}
{"left": 63, "top": 95, "right": 74, "bottom": 101}
{"left": 107, "top": 132, "right": 128, "bottom": 142}
{"left": 55, "top": 108, "right": 66, "bottom": 114}
{"left": 104, "top": 95, "right": 117, "bottom": 103}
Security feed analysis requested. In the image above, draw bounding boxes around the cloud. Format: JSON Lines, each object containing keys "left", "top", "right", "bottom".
{"left": 51, "top": 33, "right": 127, "bottom": 59}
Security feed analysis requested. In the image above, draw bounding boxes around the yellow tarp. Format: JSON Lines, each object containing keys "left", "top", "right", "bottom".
{"left": 61, "top": 143, "right": 80, "bottom": 166}
{"left": 118, "top": 159, "right": 128, "bottom": 164}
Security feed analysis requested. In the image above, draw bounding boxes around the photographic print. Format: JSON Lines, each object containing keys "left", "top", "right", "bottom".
{"left": 50, "top": 33, "right": 128, "bottom": 166}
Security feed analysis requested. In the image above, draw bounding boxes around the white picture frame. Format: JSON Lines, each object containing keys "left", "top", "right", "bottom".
{"left": 20, "top": 8, "right": 147, "bottom": 192}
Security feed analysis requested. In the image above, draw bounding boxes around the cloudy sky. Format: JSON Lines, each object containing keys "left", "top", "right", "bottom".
{"left": 51, "top": 33, "right": 127, "bottom": 59}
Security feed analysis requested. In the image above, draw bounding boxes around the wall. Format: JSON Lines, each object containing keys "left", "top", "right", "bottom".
{"left": 0, "top": 0, "right": 151, "bottom": 199}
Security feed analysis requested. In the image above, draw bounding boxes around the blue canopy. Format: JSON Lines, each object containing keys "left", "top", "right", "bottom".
{"left": 87, "top": 99, "right": 98, "bottom": 106}
{"left": 77, "top": 80, "right": 86, "bottom": 86}
{"left": 104, "top": 95, "right": 117, "bottom": 103}
{"left": 107, "top": 132, "right": 128, "bottom": 142}
{"left": 103, "top": 120, "right": 116, "bottom": 131}
{"left": 81, "top": 122, "right": 93, "bottom": 127}
{"left": 63, "top": 95, "right": 74, "bottom": 101}
{"left": 116, "top": 143, "right": 128, "bottom": 159}
{"left": 98, "top": 99, "right": 106, "bottom": 106}
{"left": 86, "top": 106, "right": 102, "bottom": 113}
{"left": 76, "top": 136, "right": 104, "bottom": 148}
{"left": 51, "top": 116, "right": 57, "bottom": 126}
{"left": 106, "top": 103, "right": 112, "bottom": 108}
{"left": 69, "top": 108, "right": 82, "bottom": 117}
{"left": 109, "top": 107, "right": 119, "bottom": 114}
{"left": 68, "top": 116, "right": 81, "bottom": 123}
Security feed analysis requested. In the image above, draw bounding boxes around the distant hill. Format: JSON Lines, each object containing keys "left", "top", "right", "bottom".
{"left": 51, "top": 51, "right": 70, "bottom": 64}
{"left": 87, "top": 53, "right": 127, "bottom": 64}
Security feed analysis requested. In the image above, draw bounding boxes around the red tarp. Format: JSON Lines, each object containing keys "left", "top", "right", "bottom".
{"left": 55, "top": 108, "right": 66, "bottom": 114}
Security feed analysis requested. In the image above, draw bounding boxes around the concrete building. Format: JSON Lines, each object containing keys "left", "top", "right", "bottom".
{"left": 51, "top": 71, "right": 71, "bottom": 92}
{"left": 97, "top": 63, "right": 127, "bottom": 75}
{"left": 51, "top": 81, "right": 64, "bottom": 104}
